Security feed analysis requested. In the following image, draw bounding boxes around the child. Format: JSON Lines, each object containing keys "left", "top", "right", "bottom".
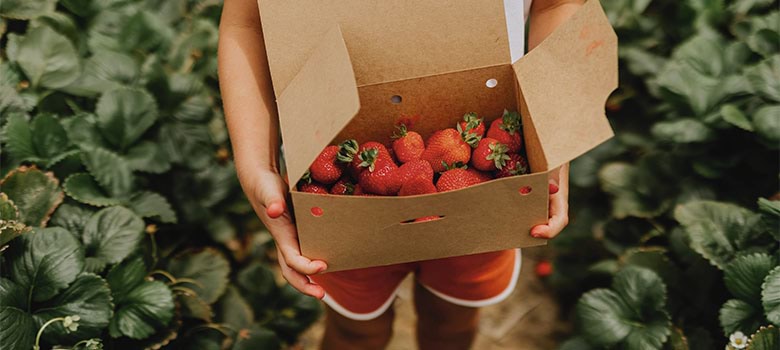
{"left": 218, "top": 0, "right": 574, "bottom": 348}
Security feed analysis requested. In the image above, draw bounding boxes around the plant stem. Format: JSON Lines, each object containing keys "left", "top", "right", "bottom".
{"left": 35, "top": 317, "right": 65, "bottom": 350}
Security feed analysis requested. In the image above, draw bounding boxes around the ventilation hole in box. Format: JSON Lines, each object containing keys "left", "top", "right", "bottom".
{"left": 400, "top": 215, "right": 444, "bottom": 224}
{"left": 518, "top": 186, "right": 532, "bottom": 195}
{"left": 485, "top": 78, "right": 498, "bottom": 88}
{"left": 391, "top": 95, "right": 402, "bottom": 104}
{"left": 310, "top": 207, "right": 324, "bottom": 217}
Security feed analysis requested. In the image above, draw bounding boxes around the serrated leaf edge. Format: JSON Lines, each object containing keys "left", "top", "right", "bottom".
{"left": 62, "top": 173, "right": 121, "bottom": 207}
{"left": 0, "top": 165, "right": 64, "bottom": 226}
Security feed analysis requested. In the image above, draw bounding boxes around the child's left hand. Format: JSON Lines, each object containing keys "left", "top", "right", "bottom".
{"left": 530, "top": 163, "right": 569, "bottom": 239}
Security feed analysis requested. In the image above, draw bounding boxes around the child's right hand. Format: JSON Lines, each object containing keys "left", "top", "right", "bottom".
{"left": 242, "top": 167, "right": 328, "bottom": 299}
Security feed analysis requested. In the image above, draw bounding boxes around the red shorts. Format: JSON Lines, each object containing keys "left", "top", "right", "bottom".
{"left": 309, "top": 249, "right": 521, "bottom": 320}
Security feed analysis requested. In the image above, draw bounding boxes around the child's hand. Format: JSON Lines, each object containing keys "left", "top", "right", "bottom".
{"left": 530, "top": 164, "right": 570, "bottom": 239}
{"left": 243, "top": 167, "right": 328, "bottom": 299}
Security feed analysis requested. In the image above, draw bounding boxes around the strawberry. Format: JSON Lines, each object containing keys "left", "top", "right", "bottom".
{"left": 414, "top": 216, "right": 441, "bottom": 222}
{"left": 494, "top": 154, "right": 530, "bottom": 178}
{"left": 309, "top": 146, "right": 342, "bottom": 184}
{"left": 394, "top": 159, "right": 434, "bottom": 190}
{"left": 357, "top": 147, "right": 400, "bottom": 195}
{"left": 298, "top": 181, "right": 329, "bottom": 194}
{"left": 392, "top": 124, "right": 425, "bottom": 163}
{"left": 329, "top": 177, "right": 355, "bottom": 195}
{"left": 467, "top": 168, "right": 493, "bottom": 183}
{"left": 471, "top": 137, "right": 510, "bottom": 171}
{"left": 535, "top": 260, "right": 553, "bottom": 278}
{"left": 457, "top": 112, "right": 485, "bottom": 147}
{"left": 436, "top": 168, "right": 485, "bottom": 192}
{"left": 348, "top": 141, "right": 390, "bottom": 179}
{"left": 486, "top": 110, "right": 523, "bottom": 153}
{"left": 421, "top": 128, "right": 471, "bottom": 173}
{"left": 399, "top": 174, "right": 437, "bottom": 196}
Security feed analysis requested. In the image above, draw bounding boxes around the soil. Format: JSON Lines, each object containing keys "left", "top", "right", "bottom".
{"left": 294, "top": 246, "right": 569, "bottom": 350}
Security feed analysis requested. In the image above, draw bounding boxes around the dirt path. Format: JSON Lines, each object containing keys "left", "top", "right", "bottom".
{"left": 296, "top": 246, "right": 567, "bottom": 349}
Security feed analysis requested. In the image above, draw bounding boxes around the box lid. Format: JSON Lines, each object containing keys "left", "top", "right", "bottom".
{"left": 512, "top": 0, "right": 617, "bottom": 170}
{"left": 276, "top": 26, "right": 361, "bottom": 186}
{"left": 257, "top": 0, "right": 516, "bottom": 95}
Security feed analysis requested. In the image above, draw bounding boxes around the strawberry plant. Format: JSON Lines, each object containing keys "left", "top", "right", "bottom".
{"left": 0, "top": 1, "right": 320, "bottom": 349}
{"left": 552, "top": 0, "right": 780, "bottom": 349}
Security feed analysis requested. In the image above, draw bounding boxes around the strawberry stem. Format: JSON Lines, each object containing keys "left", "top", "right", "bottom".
{"left": 358, "top": 148, "right": 379, "bottom": 172}
{"left": 499, "top": 109, "right": 521, "bottom": 135}
{"left": 337, "top": 139, "right": 360, "bottom": 163}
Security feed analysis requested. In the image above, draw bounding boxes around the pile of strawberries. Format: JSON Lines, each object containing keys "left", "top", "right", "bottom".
{"left": 298, "top": 110, "right": 530, "bottom": 197}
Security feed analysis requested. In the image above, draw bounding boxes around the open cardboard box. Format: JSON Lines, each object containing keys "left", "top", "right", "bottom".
{"left": 257, "top": 0, "right": 617, "bottom": 272}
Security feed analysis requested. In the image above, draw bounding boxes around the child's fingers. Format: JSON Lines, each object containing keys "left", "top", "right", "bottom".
{"left": 268, "top": 219, "right": 327, "bottom": 275}
{"left": 530, "top": 188, "right": 569, "bottom": 239}
{"left": 277, "top": 247, "right": 326, "bottom": 299}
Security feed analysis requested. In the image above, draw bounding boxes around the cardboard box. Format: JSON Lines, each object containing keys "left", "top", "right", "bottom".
{"left": 257, "top": 0, "right": 617, "bottom": 272}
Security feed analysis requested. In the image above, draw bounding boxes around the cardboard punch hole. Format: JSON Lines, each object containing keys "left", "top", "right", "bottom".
{"left": 485, "top": 78, "right": 498, "bottom": 88}
{"left": 390, "top": 95, "right": 402, "bottom": 104}
{"left": 400, "top": 216, "right": 445, "bottom": 224}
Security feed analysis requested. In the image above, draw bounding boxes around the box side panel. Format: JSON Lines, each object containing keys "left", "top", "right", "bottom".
{"left": 257, "top": 0, "right": 512, "bottom": 95}
{"left": 294, "top": 171, "right": 551, "bottom": 272}
{"left": 277, "top": 26, "right": 361, "bottom": 185}
{"left": 512, "top": 0, "right": 617, "bottom": 171}
{"left": 333, "top": 65, "right": 517, "bottom": 145}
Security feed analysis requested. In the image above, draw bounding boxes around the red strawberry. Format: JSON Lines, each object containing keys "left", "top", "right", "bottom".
{"left": 394, "top": 159, "right": 434, "bottom": 189}
{"left": 309, "top": 146, "right": 342, "bottom": 184}
{"left": 399, "top": 175, "right": 437, "bottom": 196}
{"left": 414, "top": 216, "right": 441, "bottom": 222}
{"left": 457, "top": 112, "right": 485, "bottom": 147}
{"left": 486, "top": 110, "right": 523, "bottom": 153}
{"left": 471, "top": 138, "right": 510, "bottom": 171}
{"left": 329, "top": 177, "right": 355, "bottom": 195}
{"left": 436, "top": 168, "right": 484, "bottom": 192}
{"left": 494, "top": 154, "right": 530, "bottom": 178}
{"left": 348, "top": 141, "right": 391, "bottom": 179}
{"left": 357, "top": 148, "right": 400, "bottom": 195}
{"left": 392, "top": 124, "right": 425, "bottom": 163}
{"left": 298, "top": 181, "right": 329, "bottom": 194}
{"left": 467, "top": 168, "right": 493, "bottom": 183}
{"left": 421, "top": 129, "right": 471, "bottom": 173}
{"left": 535, "top": 260, "right": 553, "bottom": 278}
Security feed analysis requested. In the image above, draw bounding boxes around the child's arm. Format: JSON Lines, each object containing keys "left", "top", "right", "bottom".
{"left": 218, "top": 0, "right": 326, "bottom": 298}
{"left": 527, "top": 0, "right": 582, "bottom": 239}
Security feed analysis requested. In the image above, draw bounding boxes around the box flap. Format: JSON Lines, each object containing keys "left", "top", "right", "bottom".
{"left": 257, "top": 0, "right": 514, "bottom": 95}
{"left": 513, "top": 0, "right": 617, "bottom": 171}
{"left": 277, "top": 26, "right": 360, "bottom": 185}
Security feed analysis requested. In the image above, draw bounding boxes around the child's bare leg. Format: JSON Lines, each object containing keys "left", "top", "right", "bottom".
{"left": 413, "top": 282, "right": 479, "bottom": 350}
{"left": 321, "top": 304, "right": 394, "bottom": 350}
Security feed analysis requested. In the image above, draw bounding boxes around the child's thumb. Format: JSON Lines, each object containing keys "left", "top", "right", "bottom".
{"left": 258, "top": 178, "right": 287, "bottom": 219}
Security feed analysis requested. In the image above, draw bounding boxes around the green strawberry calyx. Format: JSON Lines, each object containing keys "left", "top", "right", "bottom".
{"left": 337, "top": 139, "right": 360, "bottom": 163}
{"left": 486, "top": 142, "right": 511, "bottom": 169}
{"left": 358, "top": 148, "right": 380, "bottom": 172}
{"left": 391, "top": 123, "right": 409, "bottom": 139}
{"left": 499, "top": 109, "right": 521, "bottom": 135}
{"left": 441, "top": 161, "right": 468, "bottom": 171}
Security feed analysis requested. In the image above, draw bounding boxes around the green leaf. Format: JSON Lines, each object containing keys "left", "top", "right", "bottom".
{"left": 63, "top": 173, "right": 122, "bottom": 207}
{"left": 120, "top": 10, "right": 175, "bottom": 53}
{"left": 599, "top": 162, "right": 671, "bottom": 219}
{"left": 125, "top": 141, "right": 171, "bottom": 173}
{"left": 576, "top": 266, "right": 670, "bottom": 348}
{"left": 166, "top": 248, "right": 229, "bottom": 304}
{"left": 6, "top": 227, "right": 84, "bottom": 303}
{"left": 724, "top": 253, "right": 775, "bottom": 304}
{"left": 266, "top": 284, "right": 322, "bottom": 343}
{"left": 232, "top": 324, "right": 282, "bottom": 350}
{"left": 0, "top": 193, "right": 29, "bottom": 246}
{"left": 0, "top": 192, "right": 19, "bottom": 220}
{"left": 0, "top": 278, "right": 35, "bottom": 350}
{"left": 14, "top": 25, "right": 80, "bottom": 89}
{"left": 558, "top": 337, "right": 595, "bottom": 350}
{"left": 667, "top": 327, "right": 689, "bottom": 350}
{"left": 651, "top": 119, "right": 714, "bottom": 143}
{"left": 61, "top": 114, "right": 109, "bottom": 149}
{"left": 127, "top": 191, "right": 177, "bottom": 224}
{"left": 1, "top": 166, "right": 63, "bottom": 226}
{"left": 675, "top": 201, "right": 763, "bottom": 269}
{"left": 31, "top": 114, "right": 73, "bottom": 163}
{"left": 50, "top": 202, "right": 94, "bottom": 236}
{"left": 81, "top": 147, "right": 134, "bottom": 198}
{"left": 82, "top": 206, "right": 144, "bottom": 265}
{"left": 106, "top": 256, "right": 147, "bottom": 302}
{"left": 109, "top": 279, "right": 175, "bottom": 339}
{"left": 215, "top": 285, "right": 254, "bottom": 330}
{"left": 0, "top": 0, "right": 55, "bottom": 19}
{"left": 3, "top": 113, "right": 37, "bottom": 162}
{"left": 763, "top": 266, "right": 780, "bottom": 325}
{"left": 753, "top": 105, "right": 780, "bottom": 146}
{"left": 32, "top": 274, "right": 113, "bottom": 343}
{"left": 237, "top": 262, "right": 278, "bottom": 314}
{"left": 746, "top": 55, "right": 780, "bottom": 102}
{"left": 721, "top": 104, "right": 754, "bottom": 131}
{"left": 159, "top": 122, "right": 213, "bottom": 169}
{"left": 720, "top": 299, "right": 764, "bottom": 336}
{"left": 179, "top": 293, "right": 213, "bottom": 322}
{"left": 63, "top": 50, "right": 141, "bottom": 97}
{"left": 749, "top": 325, "right": 779, "bottom": 350}
{"left": 95, "top": 88, "right": 159, "bottom": 150}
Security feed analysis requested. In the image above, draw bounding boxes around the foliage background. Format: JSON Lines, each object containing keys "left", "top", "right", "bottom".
{"left": 0, "top": 0, "right": 778, "bottom": 350}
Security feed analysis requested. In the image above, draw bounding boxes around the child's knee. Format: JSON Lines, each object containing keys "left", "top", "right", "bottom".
{"left": 326, "top": 306, "right": 394, "bottom": 346}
